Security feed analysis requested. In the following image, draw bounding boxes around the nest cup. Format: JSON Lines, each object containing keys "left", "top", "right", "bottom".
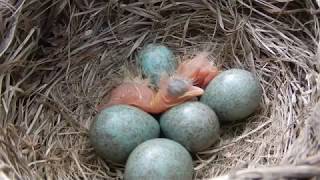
{"left": 0, "top": 1, "right": 319, "bottom": 180}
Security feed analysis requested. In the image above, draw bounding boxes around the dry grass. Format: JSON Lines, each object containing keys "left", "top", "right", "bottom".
{"left": 0, "top": 0, "right": 319, "bottom": 179}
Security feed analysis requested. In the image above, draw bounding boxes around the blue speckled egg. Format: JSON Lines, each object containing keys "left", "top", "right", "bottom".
{"left": 138, "top": 44, "right": 177, "bottom": 86}
{"left": 200, "top": 69, "right": 263, "bottom": 122}
{"left": 160, "top": 102, "right": 220, "bottom": 152}
{"left": 89, "top": 105, "right": 160, "bottom": 164}
{"left": 124, "top": 138, "right": 193, "bottom": 180}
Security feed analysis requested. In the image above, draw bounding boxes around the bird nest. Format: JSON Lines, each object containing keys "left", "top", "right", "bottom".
{"left": 1, "top": 0, "right": 320, "bottom": 179}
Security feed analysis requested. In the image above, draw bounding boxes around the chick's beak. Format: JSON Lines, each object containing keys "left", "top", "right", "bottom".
{"left": 183, "top": 86, "right": 204, "bottom": 97}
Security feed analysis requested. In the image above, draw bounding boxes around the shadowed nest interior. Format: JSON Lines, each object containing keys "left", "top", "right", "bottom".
{"left": 0, "top": 0, "right": 320, "bottom": 179}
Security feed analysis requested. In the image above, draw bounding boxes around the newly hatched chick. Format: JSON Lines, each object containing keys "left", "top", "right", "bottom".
{"left": 97, "top": 51, "right": 219, "bottom": 113}
{"left": 176, "top": 52, "right": 220, "bottom": 88}
{"left": 96, "top": 76, "right": 203, "bottom": 114}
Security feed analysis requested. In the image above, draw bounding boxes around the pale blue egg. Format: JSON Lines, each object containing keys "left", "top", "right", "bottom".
{"left": 138, "top": 44, "right": 177, "bottom": 86}
{"left": 201, "top": 69, "right": 263, "bottom": 122}
{"left": 124, "top": 138, "right": 193, "bottom": 180}
{"left": 160, "top": 102, "right": 220, "bottom": 152}
{"left": 89, "top": 105, "right": 160, "bottom": 164}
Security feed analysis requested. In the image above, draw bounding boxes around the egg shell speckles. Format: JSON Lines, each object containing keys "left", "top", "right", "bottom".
{"left": 160, "top": 102, "right": 220, "bottom": 152}
{"left": 138, "top": 44, "right": 177, "bottom": 86}
{"left": 124, "top": 138, "right": 193, "bottom": 180}
{"left": 200, "top": 69, "right": 263, "bottom": 122}
{"left": 89, "top": 105, "right": 160, "bottom": 164}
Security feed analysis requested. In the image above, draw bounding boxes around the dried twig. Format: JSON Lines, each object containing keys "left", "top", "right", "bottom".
{"left": 207, "top": 165, "right": 320, "bottom": 180}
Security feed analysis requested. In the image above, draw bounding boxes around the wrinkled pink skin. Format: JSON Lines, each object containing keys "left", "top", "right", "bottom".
{"left": 96, "top": 78, "right": 203, "bottom": 114}
{"left": 97, "top": 52, "right": 220, "bottom": 114}
{"left": 176, "top": 52, "right": 220, "bottom": 89}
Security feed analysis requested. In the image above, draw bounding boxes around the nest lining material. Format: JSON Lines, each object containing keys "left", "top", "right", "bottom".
{"left": 0, "top": 0, "right": 320, "bottom": 179}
